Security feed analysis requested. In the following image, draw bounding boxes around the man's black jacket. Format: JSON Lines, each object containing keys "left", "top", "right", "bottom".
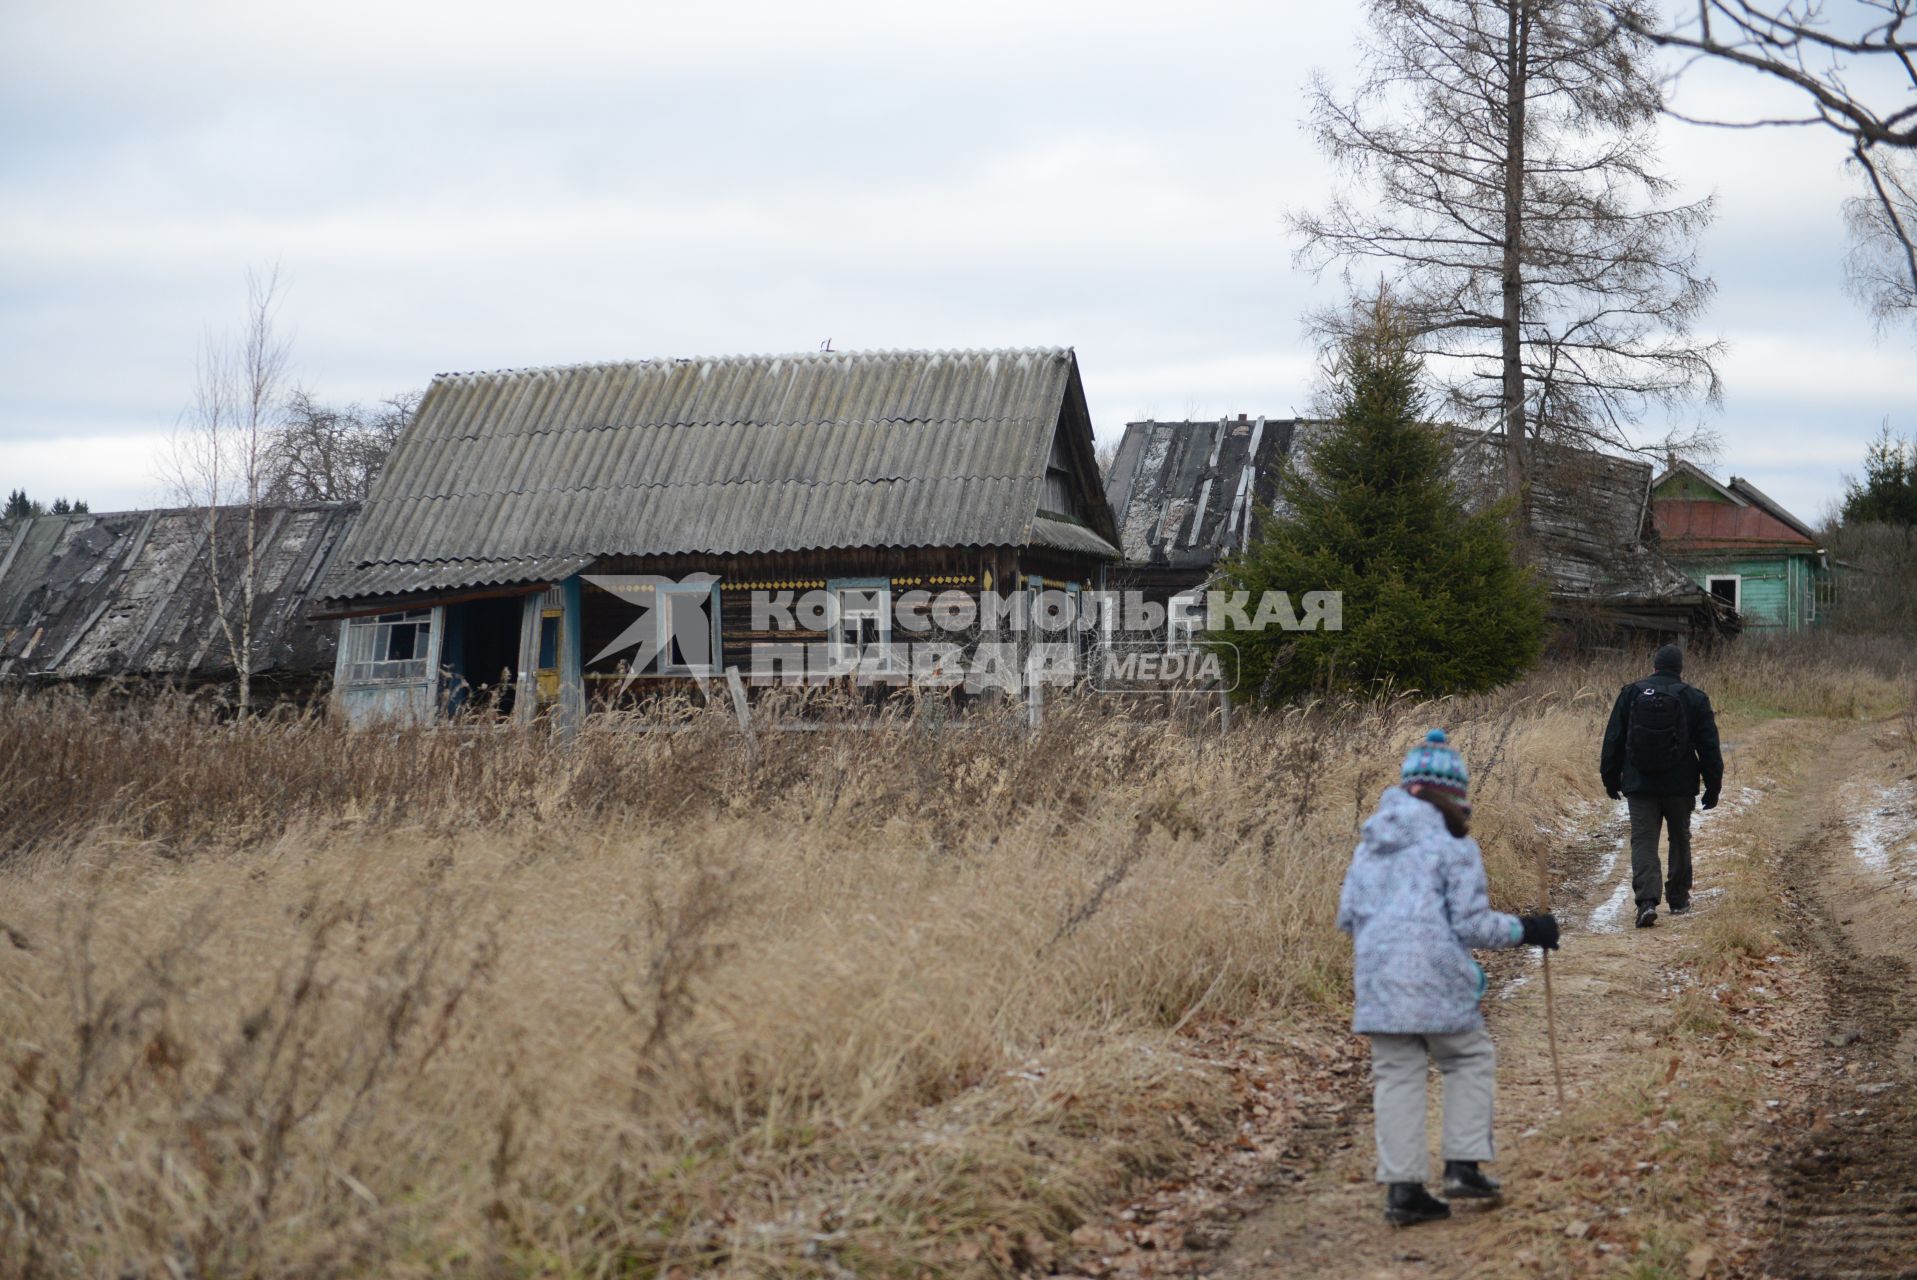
{"left": 1599, "top": 671, "right": 1724, "bottom": 798}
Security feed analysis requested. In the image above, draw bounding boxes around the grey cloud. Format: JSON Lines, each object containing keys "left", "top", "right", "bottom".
{"left": 0, "top": 1, "right": 1907, "bottom": 523}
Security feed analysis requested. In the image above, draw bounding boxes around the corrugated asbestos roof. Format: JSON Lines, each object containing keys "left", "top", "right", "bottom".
{"left": 321, "top": 348, "right": 1117, "bottom": 606}
{"left": 0, "top": 504, "right": 355, "bottom": 681}
{"left": 1030, "top": 512, "right": 1124, "bottom": 558}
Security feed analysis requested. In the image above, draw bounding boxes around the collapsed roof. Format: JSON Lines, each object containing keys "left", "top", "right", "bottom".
{"left": 0, "top": 504, "right": 355, "bottom": 683}
{"left": 1104, "top": 417, "right": 1715, "bottom": 612}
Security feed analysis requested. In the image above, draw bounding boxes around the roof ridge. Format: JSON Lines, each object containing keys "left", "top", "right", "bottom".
{"left": 431, "top": 346, "right": 1074, "bottom": 382}
{"left": 359, "top": 475, "right": 1042, "bottom": 503}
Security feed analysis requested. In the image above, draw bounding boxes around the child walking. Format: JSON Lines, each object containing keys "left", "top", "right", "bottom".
{"left": 1337, "top": 729, "right": 1561, "bottom": 1226}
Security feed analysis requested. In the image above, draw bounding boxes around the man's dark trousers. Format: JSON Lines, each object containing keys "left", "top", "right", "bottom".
{"left": 1626, "top": 793, "right": 1693, "bottom": 911}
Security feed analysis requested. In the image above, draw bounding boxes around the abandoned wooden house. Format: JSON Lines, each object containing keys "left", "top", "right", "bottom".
{"left": 313, "top": 347, "right": 1120, "bottom": 724}
{"left": 1651, "top": 460, "right": 1833, "bottom": 632}
{"left": 1102, "top": 413, "right": 1294, "bottom": 614}
{"left": 1102, "top": 416, "right": 1732, "bottom": 644}
{"left": 0, "top": 503, "right": 357, "bottom": 694}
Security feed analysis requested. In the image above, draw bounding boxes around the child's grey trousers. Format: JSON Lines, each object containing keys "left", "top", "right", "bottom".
{"left": 1368, "top": 1028, "right": 1497, "bottom": 1184}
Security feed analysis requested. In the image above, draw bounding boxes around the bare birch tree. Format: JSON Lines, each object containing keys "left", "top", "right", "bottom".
{"left": 1291, "top": 0, "right": 1723, "bottom": 514}
{"left": 1628, "top": 1, "right": 1917, "bottom": 331}
{"left": 164, "top": 267, "right": 291, "bottom": 715}
{"left": 1847, "top": 150, "right": 1917, "bottom": 324}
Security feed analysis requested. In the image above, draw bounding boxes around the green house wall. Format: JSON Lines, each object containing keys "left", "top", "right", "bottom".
{"left": 1667, "top": 552, "right": 1827, "bottom": 631}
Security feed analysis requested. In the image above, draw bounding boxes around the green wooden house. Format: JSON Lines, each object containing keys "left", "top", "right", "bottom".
{"left": 1650, "top": 461, "right": 1832, "bottom": 632}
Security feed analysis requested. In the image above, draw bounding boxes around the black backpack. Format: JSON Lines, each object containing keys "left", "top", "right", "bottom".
{"left": 1626, "top": 681, "right": 1691, "bottom": 773}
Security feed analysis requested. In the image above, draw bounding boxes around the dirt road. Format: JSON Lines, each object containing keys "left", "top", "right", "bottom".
{"left": 1070, "top": 715, "right": 1917, "bottom": 1279}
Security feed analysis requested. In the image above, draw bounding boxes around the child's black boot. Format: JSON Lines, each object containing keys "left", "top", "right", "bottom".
{"left": 1384, "top": 1182, "right": 1451, "bottom": 1226}
{"left": 1442, "top": 1160, "right": 1502, "bottom": 1200}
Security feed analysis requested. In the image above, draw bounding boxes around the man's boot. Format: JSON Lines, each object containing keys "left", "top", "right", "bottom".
{"left": 1443, "top": 1160, "right": 1502, "bottom": 1200}
{"left": 1384, "top": 1182, "right": 1451, "bottom": 1226}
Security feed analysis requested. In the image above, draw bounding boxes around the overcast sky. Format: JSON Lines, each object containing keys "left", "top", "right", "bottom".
{"left": 2, "top": 1, "right": 1909, "bottom": 523}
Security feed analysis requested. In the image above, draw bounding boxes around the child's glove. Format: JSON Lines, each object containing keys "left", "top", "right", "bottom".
{"left": 1518, "top": 913, "right": 1560, "bottom": 950}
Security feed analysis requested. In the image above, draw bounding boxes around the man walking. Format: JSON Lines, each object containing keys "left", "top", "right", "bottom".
{"left": 1600, "top": 643, "right": 1723, "bottom": 929}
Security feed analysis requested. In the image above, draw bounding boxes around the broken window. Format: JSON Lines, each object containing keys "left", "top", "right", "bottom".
{"left": 1167, "top": 591, "right": 1204, "bottom": 653}
{"left": 342, "top": 609, "right": 433, "bottom": 684}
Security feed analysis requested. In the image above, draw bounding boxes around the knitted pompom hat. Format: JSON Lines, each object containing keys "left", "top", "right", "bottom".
{"left": 1401, "top": 728, "right": 1469, "bottom": 803}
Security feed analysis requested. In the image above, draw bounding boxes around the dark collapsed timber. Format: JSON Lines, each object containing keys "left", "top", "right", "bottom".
{"left": 0, "top": 503, "right": 357, "bottom": 695}
{"left": 1103, "top": 415, "right": 1735, "bottom": 645}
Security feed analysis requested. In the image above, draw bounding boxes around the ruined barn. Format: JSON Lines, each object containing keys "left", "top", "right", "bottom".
{"left": 314, "top": 347, "right": 1120, "bottom": 724}
{"left": 0, "top": 503, "right": 357, "bottom": 694}
{"left": 1102, "top": 416, "right": 1731, "bottom": 644}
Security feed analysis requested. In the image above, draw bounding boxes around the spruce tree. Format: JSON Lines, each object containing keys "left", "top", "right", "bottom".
{"left": 1216, "top": 300, "right": 1547, "bottom": 704}
{"left": 1841, "top": 426, "right": 1917, "bottom": 527}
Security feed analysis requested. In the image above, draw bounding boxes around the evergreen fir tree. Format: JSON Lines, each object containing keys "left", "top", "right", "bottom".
{"left": 1215, "top": 300, "right": 1547, "bottom": 704}
{"left": 1841, "top": 425, "right": 1917, "bottom": 527}
{"left": 3, "top": 489, "right": 40, "bottom": 521}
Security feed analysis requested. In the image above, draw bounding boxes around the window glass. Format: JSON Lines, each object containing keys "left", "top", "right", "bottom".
{"left": 653, "top": 584, "right": 719, "bottom": 675}
{"left": 828, "top": 581, "right": 893, "bottom": 673}
{"left": 343, "top": 609, "right": 433, "bottom": 684}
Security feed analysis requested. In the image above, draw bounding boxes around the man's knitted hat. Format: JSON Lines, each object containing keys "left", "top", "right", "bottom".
{"left": 1653, "top": 643, "right": 1684, "bottom": 674}
{"left": 1401, "top": 728, "right": 1470, "bottom": 803}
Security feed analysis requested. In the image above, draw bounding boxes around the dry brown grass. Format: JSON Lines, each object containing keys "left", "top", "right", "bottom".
{"left": 0, "top": 643, "right": 1906, "bottom": 1278}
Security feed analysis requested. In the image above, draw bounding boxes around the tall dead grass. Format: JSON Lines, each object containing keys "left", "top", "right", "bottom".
{"left": 0, "top": 643, "right": 1905, "bottom": 1278}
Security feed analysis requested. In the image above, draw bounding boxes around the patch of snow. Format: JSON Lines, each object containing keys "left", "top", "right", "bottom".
{"left": 1496, "top": 971, "right": 1535, "bottom": 1002}
{"left": 1848, "top": 782, "right": 1915, "bottom": 877}
{"left": 1581, "top": 798, "right": 1634, "bottom": 933}
{"left": 1589, "top": 874, "right": 1633, "bottom": 934}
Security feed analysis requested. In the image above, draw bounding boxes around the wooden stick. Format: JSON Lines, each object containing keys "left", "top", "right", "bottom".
{"left": 1537, "top": 845, "right": 1568, "bottom": 1109}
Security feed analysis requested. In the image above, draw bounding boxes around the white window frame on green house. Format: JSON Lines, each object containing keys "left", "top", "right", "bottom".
{"left": 1705, "top": 574, "right": 1741, "bottom": 614}
{"left": 1811, "top": 566, "right": 1834, "bottom": 624}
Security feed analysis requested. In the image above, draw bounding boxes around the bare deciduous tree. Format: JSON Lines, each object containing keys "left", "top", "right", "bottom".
{"left": 268, "top": 389, "right": 418, "bottom": 503}
{"left": 1292, "top": 0, "right": 1723, "bottom": 513}
{"left": 1846, "top": 150, "right": 1917, "bottom": 324}
{"left": 1629, "top": 1, "right": 1917, "bottom": 329}
{"left": 164, "top": 267, "right": 290, "bottom": 715}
